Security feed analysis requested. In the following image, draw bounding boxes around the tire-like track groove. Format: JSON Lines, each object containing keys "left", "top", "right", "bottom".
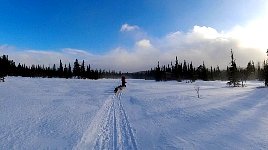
{"left": 75, "top": 94, "right": 138, "bottom": 150}
{"left": 118, "top": 100, "right": 138, "bottom": 150}
{"left": 113, "top": 99, "right": 118, "bottom": 149}
{"left": 94, "top": 97, "right": 114, "bottom": 149}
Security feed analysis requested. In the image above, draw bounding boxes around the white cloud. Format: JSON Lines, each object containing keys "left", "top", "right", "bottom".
{"left": 227, "top": 16, "right": 268, "bottom": 50}
{"left": 191, "top": 26, "right": 218, "bottom": 39}
{"left": 120, "top": 23, "right": 139, "bottom": 32}
{"left": 135, "top": 39, "right": 152, "bottom": 49}
{"left": 1, "top": 20, "right": 268, "bottom": 72}
{"left": 62, "top": 48, "right": 91, "bottom": 56}
{"left": 155, "top": 25, "right": 266, "bottom": 69}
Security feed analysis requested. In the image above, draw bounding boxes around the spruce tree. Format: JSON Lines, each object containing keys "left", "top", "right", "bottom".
{"left": 174, "top": 56, "right": 179, "bottom": 80}
{"left": 182, "top": 60, "right": 187, "bottom": 79}
{"left": 257, "top": 62, "right": 262, "bottom": 81}
{"left": 228, "top": 49, "right": 239, "bottom": 87}
{"left": 81, "top": 60, "right": 85, "bottom": 79}
{"left": 86, "top": 64, "right": 91, "bottom": 79}
{"left": 0, "top": 55, "right": 7, "bottom": 81}
{"left": 245, "top": 61, "right": 255, "bottom": 80}
{"left": 63, "top": 64, "right": 68, "bottom": 78}
{"left": 210, "top": 66, "right": 214, "bottom": 80}
{"left": 68, "top": 63, "right": 72, "bottom": 78}
{"left": 155, "top": 61, "right": 161, "bottom": 81}
{"left": 265, "top": 50, "right": 268, "bottom": 86}
{"left": 73, "top": 59, "right": 80, "bottom": 78}
{"left": 189, "top": 62, "right": 194, "bottom": 81}
{"left": 58, "top": 60, "right": 63, "bottom": 77}
{"left": 201, "top": 61, "right": 208, "bottom": 81}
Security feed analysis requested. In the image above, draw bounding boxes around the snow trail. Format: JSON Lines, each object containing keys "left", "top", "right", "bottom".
{"left": 75, "top": 93, "right": 138, "bottom": 150}
{"left": 3, "top": 78, "right": 268, "bottom": 149}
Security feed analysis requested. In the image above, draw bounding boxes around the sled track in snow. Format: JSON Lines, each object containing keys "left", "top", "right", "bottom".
{"left": 75, "top": 95, "right": 138, "bottom": 150}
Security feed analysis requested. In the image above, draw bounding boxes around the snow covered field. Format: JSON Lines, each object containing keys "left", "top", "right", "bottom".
{"left": 1, "top": 77, "right": 268, "bottom": 149}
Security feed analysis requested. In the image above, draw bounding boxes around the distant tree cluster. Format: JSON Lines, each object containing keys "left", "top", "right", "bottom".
{"left": 265, "top": 62, "right": 268, "bottom": 86}
{"left": 0, "top": 55, "right": 16, "bottom": 82}
{"left": 265, "top": 49, "right": 268, "bottom": 86}
{"left": 148, "top": 56, "right": 225, "bottom": 82}
{"left": 146, "top": 50, "right": 268, "bottom": 87}
{"left": 1, "top": 49, "right": 268, "bottom": 87}
{"left": 0, "top": 55, "right": 123, "bottom": 80}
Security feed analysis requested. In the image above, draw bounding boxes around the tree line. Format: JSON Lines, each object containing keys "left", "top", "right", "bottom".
{"left": 1, "top": 49, "right": 268, "bottom": 87}
{"left": 226, "top": 49, "right": 268, "bottom": 87}
{"left": 143, "top": 49, "right": 268, "bottom": 87}
{"left": 0, "top": 55, "right": 123, "bottom": 81}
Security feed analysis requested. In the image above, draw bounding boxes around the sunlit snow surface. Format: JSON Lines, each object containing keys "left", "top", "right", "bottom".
{"left": 0, "top": 77, "right": 268, "bottom": 149}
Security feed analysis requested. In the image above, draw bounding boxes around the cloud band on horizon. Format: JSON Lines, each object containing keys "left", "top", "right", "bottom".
{"left": 1, "top": 22, "right": 267, "bottom": 72}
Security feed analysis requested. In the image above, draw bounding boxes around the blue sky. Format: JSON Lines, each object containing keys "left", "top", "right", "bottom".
{"left": 0, "top": 0, "right": 265, "bottom": 51}
{"left": 0, "top": 0, "right": 268, "bottom": 71}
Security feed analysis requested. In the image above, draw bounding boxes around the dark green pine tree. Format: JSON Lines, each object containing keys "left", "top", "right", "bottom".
{"left": 73, "top": 59, "right": 80, "bottom": 78}
{"left": 63, "top": 64, "right": 68, "bottom": 78}
{"left": 189, "top": 62, "right": 194, "bottom": 81}
{"left": 265, "top": 64, "right": 268, "bottom": 86}
{"left": 246, "top": 61, "right": 255, "bottom": 80}
{"left": 182, "top": 60, "right": 187, "bottom": 79}
{"left": 58, "top": 60, "right": 64, "bottom": 78}
{"left": 174, "top": 57, "right": 178, "bottom": 79}
{"left": 80, "top": 60, "right": 86, "bottom": 79}
{"left": 86, "top": 64, "right": 91, "bottom": 79}
{"left": 68, "top": 63, "right": 72, "bottom": 78}
{"left": 201, "top": 61, "right": 208, "bottom": 81}
{"left": 265, "top": 49, "right": 268, "bottom": 86}
{"left": 0, "top": 55, "right": 17, "bottom": 80}
{"left": 210, "top": 66, "right": 214, "bottom": 80}
{"left": 0, "top": 55, "right": 8, "bottom": 81}
{"left": 52, "top": 64, "right": 57, "bottom": 77}
{"left": 228, "top": 49, "right": 239, "bottom": 87}
{"left": 155, "top": 61, "right": 162, "bottom": 81}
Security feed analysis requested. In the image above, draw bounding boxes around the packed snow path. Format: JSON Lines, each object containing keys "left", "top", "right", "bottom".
{"left": 75, "top": 94, "right": 138, "bottom": 149}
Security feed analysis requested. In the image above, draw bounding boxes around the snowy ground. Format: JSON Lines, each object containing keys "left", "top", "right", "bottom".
{"left": 0, "top": 77, "right": 268, "bottom": 149}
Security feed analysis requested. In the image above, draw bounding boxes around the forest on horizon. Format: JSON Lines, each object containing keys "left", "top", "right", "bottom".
{"left": 0, "top": 50, "right": 268, "bottom": 87}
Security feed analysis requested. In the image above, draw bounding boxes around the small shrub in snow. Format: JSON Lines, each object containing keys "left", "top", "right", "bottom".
{"left": 195, "top": 86, "right": 200, "bottom": 98}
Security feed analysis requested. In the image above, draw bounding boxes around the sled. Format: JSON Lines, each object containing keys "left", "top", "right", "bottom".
{"left": 114, "top": 76, "right": 127, "bottom": 96}
{"left": 114, "top": 85, "right": 126, "bottom": 95}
